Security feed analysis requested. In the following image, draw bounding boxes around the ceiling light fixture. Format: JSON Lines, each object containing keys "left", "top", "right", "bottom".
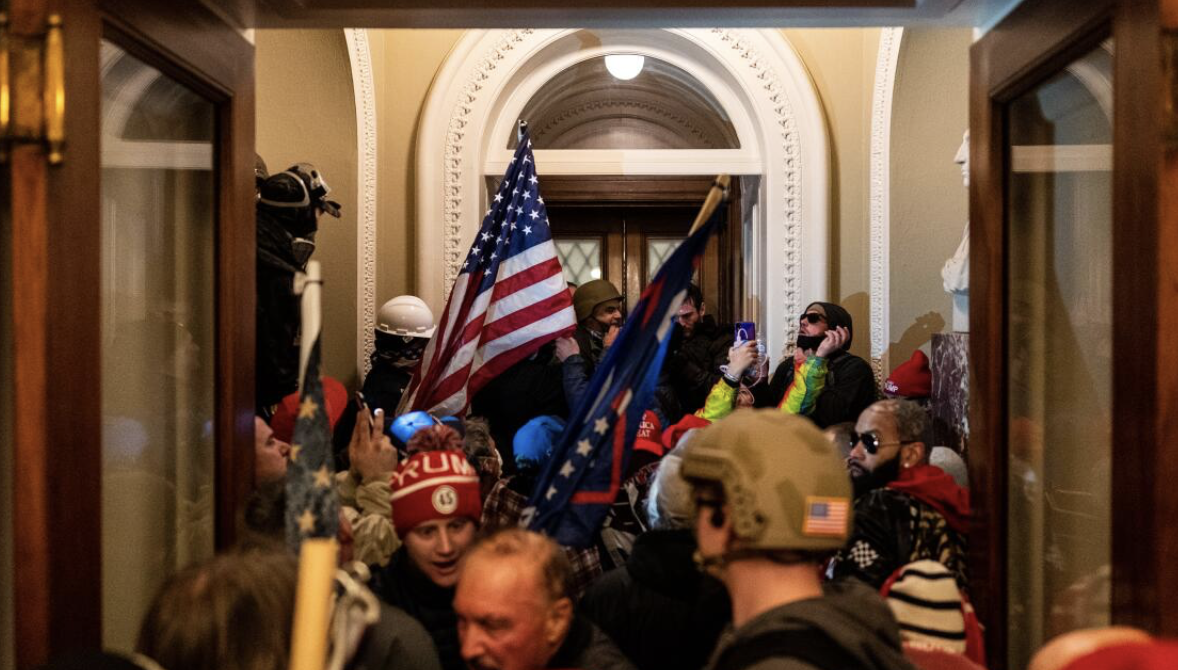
{"left": 604, "top": 54, "right": 645, "bottom": 81}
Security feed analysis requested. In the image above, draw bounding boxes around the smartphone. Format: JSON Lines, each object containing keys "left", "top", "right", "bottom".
{"left": 734, "top": 321, "right": 756, "bottom": 345}
{"left": 355, "top": 391, "right": 375, "bottom": 430}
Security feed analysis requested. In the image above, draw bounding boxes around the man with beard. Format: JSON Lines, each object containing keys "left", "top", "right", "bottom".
{"left": 757, "top": 302, "right": 877, "bottom": 429}
{"left": 362, "top": 295, "right": 435, "bottom": 418}
{"left": 832, "top": 399, "right": 971, "bottom": 590}
{"left": 666, "top": 284, "right": 734, "bottom": 414}
{"left": 559, "top": 280, "right": 625, "bottom": 408}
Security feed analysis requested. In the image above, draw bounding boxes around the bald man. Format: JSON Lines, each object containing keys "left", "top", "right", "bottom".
{"left": 454, "top": 529, "right": 635, "bottom": 670}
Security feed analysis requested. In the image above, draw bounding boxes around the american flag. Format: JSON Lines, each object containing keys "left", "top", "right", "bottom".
{"left": 398, "top": 130, "right": 575, "bottom": 416}
{"left": 523, "top": 203, "right": 725, "bottom": 547}
{"left": 802, "top": 496, "right": 850, "bottom": 537}
{"left": 285, "top": 337, "right": 340, "bottom": 553}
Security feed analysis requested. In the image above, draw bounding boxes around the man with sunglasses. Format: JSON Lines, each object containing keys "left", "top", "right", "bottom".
{"left": 757, "top": 302, "right": 877, "bottom": 429}
{"left": 830, "top": 399, "right": 970, "bottom": 590}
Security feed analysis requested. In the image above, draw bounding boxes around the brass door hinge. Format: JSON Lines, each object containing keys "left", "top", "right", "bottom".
{"left": 0, "top": 13, "right": 65, "bottom": 164}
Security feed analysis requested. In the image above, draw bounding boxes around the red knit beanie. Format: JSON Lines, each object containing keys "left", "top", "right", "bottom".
{"left": 662, "top": 414, "right": 711, "bottom": 451}
{"left": 389, "top": 449, "right": 482, "bottom": 538}
{"left": 885, "top": 350, "right": 932, "bottom": 398}
{"left": 634, "top": 410, "right": 664, "bottom": 457}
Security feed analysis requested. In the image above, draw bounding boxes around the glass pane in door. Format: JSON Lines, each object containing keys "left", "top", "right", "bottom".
{"left": 100, "top": 40, "right": 217, "bottom": 651}
{"left": 1005, "top": 40, "right": 1113, "bottom": 670}
{"left": 646, "top": 236, "right": 683, "bottom": 281}
{"left": 555, "top": 237, "right": 604, "bottom": 285}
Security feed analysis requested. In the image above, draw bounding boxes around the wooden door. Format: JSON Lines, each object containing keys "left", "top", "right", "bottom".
{"left": 971, "top": 0, "right": 1178, "bottom": 666}
{"left": 543, "top": 176, "right": 743, "bottom": 324}
{"left": 2, "top": 0, "right": 254, "bottom": 665}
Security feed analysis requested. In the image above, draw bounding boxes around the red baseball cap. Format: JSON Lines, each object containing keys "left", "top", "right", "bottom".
{"left": 271, "top": 375, "right": 348, "bottom": 443}
{"left": 634, "top": 410, "right": 664, "bottom": 457}
{"left": 885, "top": 350, "right": 932, "bottom": 398}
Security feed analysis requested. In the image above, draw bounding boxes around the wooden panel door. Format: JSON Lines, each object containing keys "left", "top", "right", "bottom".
{"left": 971, "top": 0, "right": 1178, "bottom": 666}
{"left": 544, "top": 176, "right": 742, "bottom": 324}
{"left": 3, "top": 0, "right": 254, "bottom": 665}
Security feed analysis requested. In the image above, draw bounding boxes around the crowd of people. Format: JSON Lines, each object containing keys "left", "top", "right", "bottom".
{"left": 64, "top": 162, "right": 1171, "bottom": 670}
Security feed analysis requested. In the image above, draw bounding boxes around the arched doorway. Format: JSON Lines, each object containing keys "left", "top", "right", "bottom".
{"left": 416, "top": 28, "right": 830, "bottom": 359}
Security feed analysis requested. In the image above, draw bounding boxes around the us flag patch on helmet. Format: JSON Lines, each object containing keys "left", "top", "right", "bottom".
{"left": 802, "top": 496, "right": 849, "bottom": 537}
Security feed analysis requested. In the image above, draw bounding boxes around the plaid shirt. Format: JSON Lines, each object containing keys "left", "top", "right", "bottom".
{"left": 481, "top": 477, "right": 604, "bottom": 599}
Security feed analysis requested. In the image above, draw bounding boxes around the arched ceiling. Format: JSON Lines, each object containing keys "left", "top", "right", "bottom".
{"left": 515, "top": 56, "right": 740, "bottom": 150}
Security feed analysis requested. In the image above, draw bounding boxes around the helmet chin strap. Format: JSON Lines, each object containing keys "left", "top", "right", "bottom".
{"left": 693, "top": 547, "right": 764, "bottom": 572}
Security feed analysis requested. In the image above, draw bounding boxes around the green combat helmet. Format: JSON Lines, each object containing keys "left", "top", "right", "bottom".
{"left": 680, "top": 409, "right": 853, "bottom": 553}
{"left": 573, "top": 279, "right": 623, "bottom": 323}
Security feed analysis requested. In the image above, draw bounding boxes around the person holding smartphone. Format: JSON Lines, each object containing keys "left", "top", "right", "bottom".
{"left": 756, "top": 301, "right": 877, "bottom": 429}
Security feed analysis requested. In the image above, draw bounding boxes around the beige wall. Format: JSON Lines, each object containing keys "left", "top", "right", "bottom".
{"left": 256, "top": 30, "right": 360, "bottom": 388}
{"left": 258, "top": 27, "right": 970, "bottom": 382}
{"left": 369, "top": 30, "right": 465, "bottom": 306}
{"left": 888, "top": 28, "right": 971, "bottom": 368}
{"left": 781, "top": 28, "right": 881, "bottom": 361}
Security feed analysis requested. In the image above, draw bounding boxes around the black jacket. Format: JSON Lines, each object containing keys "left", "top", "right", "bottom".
{"left": 579, "top": 529, "right": 731, "bottom": 670}
{"left": 667, "top": 316, "right": 733, "bottom": 415}
{"left": 348, "top": 602, "right": 443, "bottom": 670}
{"left": 830, "top": 466, "right": 970, "bottom": 590}
{"left": 471, "top": 341, "right": 568, "bottom": 467}
{"left": 369, "top": 548, "right": 460, "bottom": 670}
{"left": 256, "top": 207, "right": 303, "bottom": 410}
{"left": 361, "top": 357, "right": 413, "bottom": 420}
{"left": 705, "top": 581, "right": 914, "bottom": 670}
{"left": 754, "top": 302, "right": 877, "bottom": 428}
{"left": 547, "top": 615, "right": 638, "bottom": 670}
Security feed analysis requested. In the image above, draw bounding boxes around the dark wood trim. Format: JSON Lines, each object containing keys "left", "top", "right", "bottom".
{"left": 8, "top": 1, "right": 254, "bottom": 665}
{"left": 1149, "top": 0, "right": 1178, "bottom": 636}
{"left": 212, "top": 26, "right": 257, "bottom": 552}
{"left": 967, "top": 25, "right": 1008, "bottom": 667}
{"left": 11, "top": 0, "right": 105, "bottom": 664}
{"left": 1109, "top": 0, "right": 1167, "bottom": 635}
{"left": 541, "top": 175, "right": 718, "bottom": 204}
{"left": 973, "top": 0, "right": 1178, "bottom": 663}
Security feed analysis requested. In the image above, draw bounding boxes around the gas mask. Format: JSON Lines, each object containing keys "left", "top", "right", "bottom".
{"left": 291, "top": 236, "right": 316, "bottom": 269}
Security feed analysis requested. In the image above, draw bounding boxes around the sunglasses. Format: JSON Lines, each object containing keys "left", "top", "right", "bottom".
{"left": 851, "top": 431, "right": 916, "bottom": 455}
{"left": 800, "top": 312, "right": 826, "bottom": 325}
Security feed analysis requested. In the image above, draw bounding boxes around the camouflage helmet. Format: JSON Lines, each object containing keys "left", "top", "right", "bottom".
{"left": 573, "top": 279, "right": 623, "bottom": 322}
{"left": 679, "top": 409, "right": 853, "bottom": 552}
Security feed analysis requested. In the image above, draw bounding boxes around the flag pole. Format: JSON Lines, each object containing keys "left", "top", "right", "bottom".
{"left": 289, "top": 258, "right": 337, "bottom": 670}
{"left": 288, "top": 538, "right": 339, "bottom": 670}
{"left": 296, "top": 260, "right": 323, "bottom": 395}
{"left": 688, "top": 174, "right": 731, "bottom": 235}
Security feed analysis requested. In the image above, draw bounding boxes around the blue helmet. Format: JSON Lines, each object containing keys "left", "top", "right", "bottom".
{"left": 390, "top": 411, "right": 439, "bottom": 450}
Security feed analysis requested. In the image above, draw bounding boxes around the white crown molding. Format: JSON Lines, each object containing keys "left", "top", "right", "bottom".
{"left": 870, "top": 27, "right": 903, "bottom": 383}
{"left": 416, "top": 28, "right": 830, "bottom": 361}
{"left": 346, "top": 28, "right": 378, "bottom": 377}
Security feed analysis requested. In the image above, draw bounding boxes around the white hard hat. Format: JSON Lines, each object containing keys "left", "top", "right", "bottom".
{"left": 376, "top": 295, "right": 436, "bottom": 338}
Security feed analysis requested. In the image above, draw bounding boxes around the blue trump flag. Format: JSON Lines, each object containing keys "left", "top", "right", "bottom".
{"left": 523, "top": 201, "right": 725, "bottom": 546}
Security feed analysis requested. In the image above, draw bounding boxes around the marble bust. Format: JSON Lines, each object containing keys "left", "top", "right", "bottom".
{"left": 941, "top": 130, "right": 970, "bottom": 332}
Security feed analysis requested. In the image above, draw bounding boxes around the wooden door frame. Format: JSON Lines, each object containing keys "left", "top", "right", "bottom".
{"left": 971, "top": 0, "right": 1176, "bottom": 664}
{"left": 541, "top": 175, "right": 743, "bottom": 323}
{"left": 8, "top": 0, "right": 254, "bottom": 665}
